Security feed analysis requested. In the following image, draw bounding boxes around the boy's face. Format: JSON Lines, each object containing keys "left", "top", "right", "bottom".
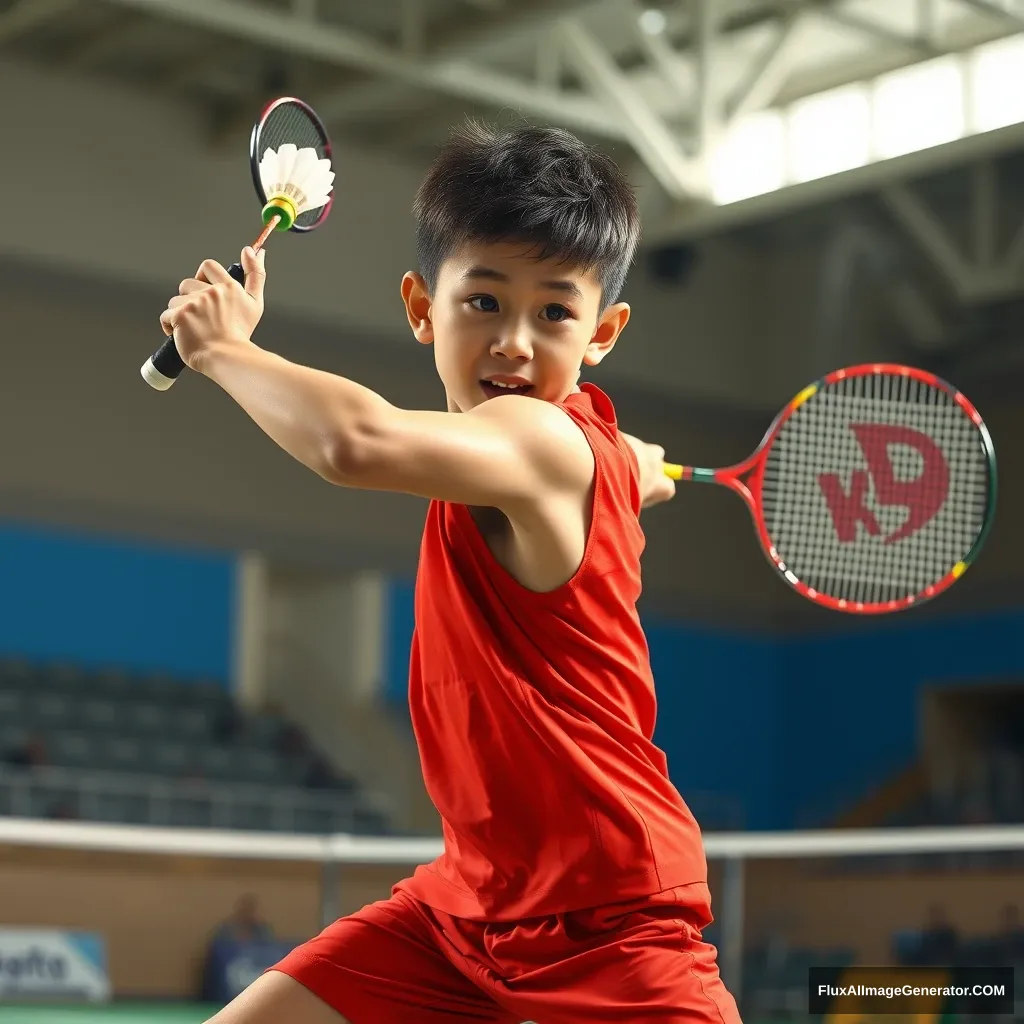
{"left": 401, "top": 240, "right": 630, "bottom": 413}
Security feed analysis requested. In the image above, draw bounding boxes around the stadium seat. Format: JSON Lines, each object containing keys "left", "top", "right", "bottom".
{"left": 233, "top": 748, "right": 281, "bottom": 784}
{"left": 0, "top": 660, "right": 33, "bottom": 691}
{"left": 105, "top": 736, "right": 143, "bottom": 772}
{"left": 0, "top": 690, "right": 25, "bottom": 718}
{"left": 197, "top": 746, "right": 234, "bottom": 780}
{"left": 88, "top": 669, "right": 137, "bottom": 701}
{"left": 80, "top": 699, "right": 122, "bottom": 732}
{"left": 167, "top": 795, "right": 213, "bottom": 829}
{"left": 292, "top": 806, "right": 334, "bottom": 834}
{"left": 30, "top": 693, "right": 73, "bottom": 729}
{"left": 49, "top": 731, "right": 95, "bottom": 768}
{"left": 0, "top": 655, "right": 393, "bottom": 836}
{"left": 38, "top": 664, "right": 88, "bottom": 693}
{"left": 86, "top": 789, "right": 145, "bottom": 824}
{"left": 0, "top": 725, "right": 28, "bottom": 752}
{"left": 126, "top": 702, "right": 170, "bottom": 735}
{"left": 175, "top": 707, "right": 211, "bottom": 740}
{"left": 229, "top": 803, "right": 274, "bottom": 832}
{"left": 150, "top": 741, "right": 191, "bottom": 775}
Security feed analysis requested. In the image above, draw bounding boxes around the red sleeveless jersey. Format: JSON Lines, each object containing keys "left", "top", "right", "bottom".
{"left": 397, "top": 384, "right": 709, "bottom": 921}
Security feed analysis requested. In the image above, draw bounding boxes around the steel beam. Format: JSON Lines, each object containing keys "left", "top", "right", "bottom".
{"left": 645, "top": 119, "right": 1024, "bottom": 246}
{"left": 725, "top": 5, "right": 804, "bottom": 124}
{"left": 916, "top": 0, "right": 940, "bottom": 46}
{"left": 535, "top": 32, "right": 562, "bottom": 90}
{"left": 0, "top": 0, "right": 79, "bottom": 44}
{"left": 882, "top": 185, "right": 974, "bottom": 298}
{"left": 313, "top": 0, "right": 611, "bottom": 127}
{"left": 694, "top": 0, "right": 719, "bottom": 153}
{"left": 822, "top": 7, "right": 938, "bottom": 56}
{"left": 400, "top": 0, "right": 426, "bottom": 57}
{"left": 560, "top": 17, "right": 706, "bottom": 201}
{"left": 631, "top": 2, "right": 691, "bottom": 103}
{"left": 957, "top": 0, "right": 1024, "bottom": 31}
{"left": 971, "top": 160, "right": 997, "bottom": 268}
{"left": 101, "top": 0, "right": 626, "bottom": 141}
{"left": 65, "top": 15, "right": 147, "bottom": 68}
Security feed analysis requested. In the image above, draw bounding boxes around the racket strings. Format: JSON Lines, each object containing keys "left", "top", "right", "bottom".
{"left": 258, "top": 102, "right": 331, "bottom": 229}
{"left": 761, "top": 372, "right": 990, "bottom": 606}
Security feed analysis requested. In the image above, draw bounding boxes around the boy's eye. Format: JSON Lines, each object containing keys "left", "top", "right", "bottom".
{"left": 469, "top": 295, "right": 499, "bottom": 313}
{"left": 541, "top": 304, "right": 572, "bottom": 323}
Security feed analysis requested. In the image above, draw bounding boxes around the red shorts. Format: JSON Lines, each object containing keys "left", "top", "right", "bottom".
{"left": 272, "top": 885, "right": 742, "bottom": 1024}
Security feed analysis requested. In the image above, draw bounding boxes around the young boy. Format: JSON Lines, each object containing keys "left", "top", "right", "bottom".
{"left": 163, "top": 121, "right": 741, "bottom": 1024}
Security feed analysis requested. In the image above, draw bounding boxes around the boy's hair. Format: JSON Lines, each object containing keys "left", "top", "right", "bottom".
{"left": 414, "top": 120, "right": 641, "bottom": 307}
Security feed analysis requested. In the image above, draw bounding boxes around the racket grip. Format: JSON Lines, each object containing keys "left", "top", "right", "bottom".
{"left": 663, "top": 463, "right": 684, "bottom": 480}
{"left": 141, "top": 262, "right": 246, "bottom": 391}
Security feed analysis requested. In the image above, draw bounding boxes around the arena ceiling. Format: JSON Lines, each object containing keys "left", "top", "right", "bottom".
{"left": 5, "top": 0, "right": 1024, "bottom": 372}
{"left": 6, "top": 0, "right": 1024, "bottom": 210}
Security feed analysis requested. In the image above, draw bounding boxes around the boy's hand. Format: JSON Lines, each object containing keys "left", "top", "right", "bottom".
{"left": 160, "top": 247, "right": 266, "bottom": 372}
{"left": 623, "top": 434, "right": 677, "bottom": 509}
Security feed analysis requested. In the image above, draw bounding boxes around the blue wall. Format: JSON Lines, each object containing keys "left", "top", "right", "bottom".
{"left": 778, "top": 611, "right": 1024, "bottom": 828}
{"left": 0, "top": 520, "right": 236, "bottom": 685}
{"left": 384, "top": 578, "right": 415, "bottom": 706}
{"left": 384, "top": 577, "right": 1024, "bottom": 830}
{"left": 646, "top": 622, "right": 783, "bottom": 830}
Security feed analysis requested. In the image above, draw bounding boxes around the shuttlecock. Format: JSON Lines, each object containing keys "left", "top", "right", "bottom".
{"left": 259, "top": 143, "right": 335, "bottom": 231}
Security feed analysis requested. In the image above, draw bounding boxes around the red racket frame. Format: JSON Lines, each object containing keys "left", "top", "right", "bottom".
{"left": 672, "top": 364, "right": 997, "bottom": 614}
{"left": 249, "top": 96, "right": 334, "bottom": 234}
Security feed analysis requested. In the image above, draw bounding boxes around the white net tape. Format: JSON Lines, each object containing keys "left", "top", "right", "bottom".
{"left": 762, "top": 373, "right": 990, "bottom": 604}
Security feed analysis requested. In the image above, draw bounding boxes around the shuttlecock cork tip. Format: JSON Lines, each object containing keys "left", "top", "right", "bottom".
{"left": 259, "top": 145, "right": 335, "bottom": 232}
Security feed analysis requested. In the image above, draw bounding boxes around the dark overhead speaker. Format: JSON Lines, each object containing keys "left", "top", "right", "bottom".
{"left": 647, "top": 243, "right": 698, "bottom": 287}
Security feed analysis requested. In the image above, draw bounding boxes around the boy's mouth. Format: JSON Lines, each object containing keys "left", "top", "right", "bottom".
{"left": 479, "top": 378, "right": 534, "bottom": 400}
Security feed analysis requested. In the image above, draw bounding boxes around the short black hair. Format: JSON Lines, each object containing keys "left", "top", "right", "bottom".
{"left": 414, "top": 120, "right": 641, "bottom": 307}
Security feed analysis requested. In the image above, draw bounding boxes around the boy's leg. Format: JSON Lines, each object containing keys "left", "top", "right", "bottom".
{"left": 205, "top": 890, "right": 517, "bottom": 1024}
{"left": 205, "top": 971, "right": 352, "bottom": 1024}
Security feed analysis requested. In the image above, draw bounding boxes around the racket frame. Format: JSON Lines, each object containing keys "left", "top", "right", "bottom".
{"left": 248, "top": 96, "right": 334, "bottom": 234}
{"left": 669, "top": 364, "right": 997, "bottom": 614}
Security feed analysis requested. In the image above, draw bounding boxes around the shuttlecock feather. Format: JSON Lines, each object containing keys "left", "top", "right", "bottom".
{"left": 259, "top": 143, "right": 334, "bottom": 230}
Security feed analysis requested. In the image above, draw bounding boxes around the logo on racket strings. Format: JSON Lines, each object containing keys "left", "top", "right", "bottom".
{"left": 818, "top": 424, "right": 950, "bottom": 544}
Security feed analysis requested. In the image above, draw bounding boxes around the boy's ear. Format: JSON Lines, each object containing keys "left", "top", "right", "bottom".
{"left": 583, "top": 302, "right": 630, "bottom": 367}
{"left": 401, "top": 272, "right": 434, "bottom": 345}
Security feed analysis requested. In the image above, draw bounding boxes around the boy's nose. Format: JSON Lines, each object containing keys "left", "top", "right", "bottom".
{"left": 492, "top": 325, "right": 533, "bottom": 360}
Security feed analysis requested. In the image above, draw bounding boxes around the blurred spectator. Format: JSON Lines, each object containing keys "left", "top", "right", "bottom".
{"left": 917, "top": 904, "right": 960, "bottom": 965}
{"left": 3, "top": 733, "right": 48, "bottom": 769}
{"left": 304, "top": 752, "right": 336, "bottom": 789}
{"left": 996, "top": 905, "right": 1024, "bottom": 966}
{"left": 277, "top": 721, "right": 307, "bottom": 758}
{"left": 201, "top": 894, "right": 275, "bottom": 1002}
{"left": 213, "top": 894, "right": 274, "bottom": 945}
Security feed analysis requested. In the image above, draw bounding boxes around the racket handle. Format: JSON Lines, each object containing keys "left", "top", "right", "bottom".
{"left": 141, "top": 262, "right": 246, "bottom": 391}
{"left": 663, "top": 463, "right": 683, "bottom": 480}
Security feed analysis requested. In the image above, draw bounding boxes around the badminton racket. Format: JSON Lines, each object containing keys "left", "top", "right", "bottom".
{"left": 141, "top": 96, "right": 334, "bottom": 391}
{"left": 662, "top": 364, "right": 996, "bottom": 614}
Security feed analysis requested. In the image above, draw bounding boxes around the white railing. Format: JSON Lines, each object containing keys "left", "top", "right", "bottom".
{"left": 2, "top": 818, "right": 1023, "bottom": 1006}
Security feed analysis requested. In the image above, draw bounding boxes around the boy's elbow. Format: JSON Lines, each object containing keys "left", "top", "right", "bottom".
{"left": 323, "top": 405, "right": 392, "bottom": 487}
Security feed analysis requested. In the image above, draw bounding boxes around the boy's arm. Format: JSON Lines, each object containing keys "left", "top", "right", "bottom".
{"left": 165, "top": 253, "right": 593, "bottom": 510}
{"left": 202, "top": 341, "right": 593, "bottom": 507}
{"left": 622, "top": 432, "right": 677, "bottom": 509}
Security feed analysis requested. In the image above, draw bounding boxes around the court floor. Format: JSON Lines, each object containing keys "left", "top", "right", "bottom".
{"left": 0, "top": 1005, "right": 215, "bottom": 1022}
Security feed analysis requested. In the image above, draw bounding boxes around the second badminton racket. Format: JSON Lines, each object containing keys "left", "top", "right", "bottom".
{"left": 142, "top": 96, "right": 334, "bottom": 391}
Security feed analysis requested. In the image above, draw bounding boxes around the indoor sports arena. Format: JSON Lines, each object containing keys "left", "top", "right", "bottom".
{"left": 0, "top": 0, "right": 1022, "bottom": 1021}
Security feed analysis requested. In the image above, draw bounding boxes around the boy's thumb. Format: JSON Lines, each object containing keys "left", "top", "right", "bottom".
{"left": 242, "top": 246, "right": 266, "bottom": 300}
